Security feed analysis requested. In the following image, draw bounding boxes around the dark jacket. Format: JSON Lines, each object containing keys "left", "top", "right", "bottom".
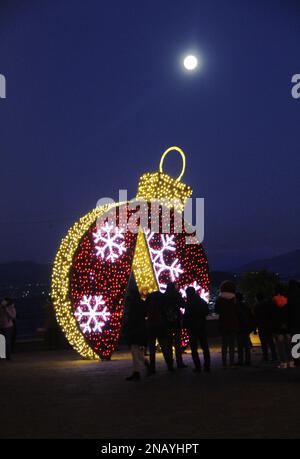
{"left": 125, "top": 294, "right": 147, "bottom": 346}
{"left": 145, "top": 291, "right": 167, "bottom": 337}
{"left": 254, "top": 299, "right": 274, "bottom": 334}
{"left": 163, "top": 286, "right": 185, "bottom": 330}
{"left": 215, "top": 295, "right": 240, "bottom": 334}
{"left": 271, "top": 295, "right": 290, "bottom": 335}
{"left": 184, "top": 294, "right": 209, "bottom": 332}
{"left": 237, "top": 296, "right": 255, "bottom": 334}
{"left": 288, "top": 281, "right": 300, "bottom": 334}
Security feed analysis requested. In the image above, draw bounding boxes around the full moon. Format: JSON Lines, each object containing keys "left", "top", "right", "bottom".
{"left": 183, "top": 55, "right": 198, "bottom": 71}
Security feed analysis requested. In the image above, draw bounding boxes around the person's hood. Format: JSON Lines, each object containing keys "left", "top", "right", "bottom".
{"left": 273, "top": 294, "right": 288, "bottom": 308}
{"left": 219, "top": 292, "right": 236, "bottom": 300}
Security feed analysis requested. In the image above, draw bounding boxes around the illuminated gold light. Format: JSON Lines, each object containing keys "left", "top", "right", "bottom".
{"left": 136, "top": 146, "right": 192, "bottom": 212}
{"left": 159, "top": 146, "right": 186, "bottom": 182}
{"left": 136, "top": 173, "right": 192, "bottom": 212}
{"left": 51, "top": 204, "right": 117, "bottom": 360}
{"left": 132, "top": 229, "right": 158, "bottom": 294}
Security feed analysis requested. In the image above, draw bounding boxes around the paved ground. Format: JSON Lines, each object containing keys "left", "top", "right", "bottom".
{"left": 1, "top": 347, "right": 300, "bottom": 439}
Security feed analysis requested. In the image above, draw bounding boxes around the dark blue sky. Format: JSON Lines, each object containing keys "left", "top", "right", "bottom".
{"left": 0, "top": 0, "right": 299, "bottom": 270}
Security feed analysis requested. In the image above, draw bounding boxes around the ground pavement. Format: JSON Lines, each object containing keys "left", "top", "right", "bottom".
{"left": 0, "top": 346, "right": 300, "bottom": 439}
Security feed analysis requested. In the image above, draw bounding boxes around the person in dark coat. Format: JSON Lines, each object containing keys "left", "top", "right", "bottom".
{"left": 163, "top": 282, "right": 187, "bottom": 369}
{"left": 254, "top": 293, "right": 277, "bottom": 362}
{"left": 125, "top": 289, "right": 148, "bottom": 381}
{"left": 145, "top": 290, "right": 173, "bottom": 374}
{"left": 214, "top": 281, "right": 240, "bottom": 368}
{"left": 236, "top": 292, "right": 254, "bottom": 366}
{"left": 271, "top": 287, "right": 293, "bottom": 369}
{"left": 288, "top": 280, "right": 300, "bottom": 335}
{"left": 184, "top": 287, "right": 210, "bottom": 372}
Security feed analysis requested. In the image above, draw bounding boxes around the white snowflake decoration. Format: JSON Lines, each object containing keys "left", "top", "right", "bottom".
{"left": 93, "top": 222, "right": 126, "bottom": 262}
{"left": 145, "top": 230, "right": 183, "bottom": 292}
{"left": 180, "top": 281, "right": 209, "bottom": 303}
{"left": 74, "top": 295, "right": 110, "bottom": 334}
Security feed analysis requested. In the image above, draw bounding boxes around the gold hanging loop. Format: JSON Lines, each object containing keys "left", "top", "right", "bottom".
{"left": 159, "top": 146, "right": 186, "bottom": 182}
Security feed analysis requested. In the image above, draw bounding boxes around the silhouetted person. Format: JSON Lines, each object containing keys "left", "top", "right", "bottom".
{"left": 163, "top": 282, "right": 186, "bottom": 369}
{"left": 288, "top": 280, "right": 300, "bottom": 335}
{"left": 271, "top": 287, "right": 293, "bottom": 369}
{"left": 215, "top": 281, "right": 240, "bottom": 368}
{"left": 184, "top": 286, "right": 210, "bottom": 372}
{"left": 254, "top": 293, "right": 277, "bottom": 362}
{"left": 124, "top": 289, "right": 148, "bottom": 381}
{"left": 0, "top": 298, "right": 16, "bottom": 360}
{"left": 237, "top": 292, "right": 254, "bottom": 366}
{"left": 145, "top": 290, "right": 173, "bottom": 373}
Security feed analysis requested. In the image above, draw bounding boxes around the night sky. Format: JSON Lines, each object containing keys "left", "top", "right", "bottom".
{"left": 0, "top": 0, "right": 299, "bottom": 270}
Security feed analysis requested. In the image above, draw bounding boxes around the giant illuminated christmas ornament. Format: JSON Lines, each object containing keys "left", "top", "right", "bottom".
{"left": 51, "top": 146, "right": 209, "bottom": 360}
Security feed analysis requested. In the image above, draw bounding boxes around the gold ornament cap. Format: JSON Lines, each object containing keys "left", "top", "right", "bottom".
{"left": 136, "top": 146, "right": 192, "bottom": 210}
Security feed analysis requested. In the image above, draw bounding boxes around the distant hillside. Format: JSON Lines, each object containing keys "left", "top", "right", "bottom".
{"left": 1, "top": 252, "right": 299, "bottom": 288}
{"left": 239, "top": 249, "right": 300, "bottom": 277}
{"left": 0, "top": 262, "right": 51, "bottom": 286}
{"left": 0, "top": 262, "right": 234, "bottom": 290}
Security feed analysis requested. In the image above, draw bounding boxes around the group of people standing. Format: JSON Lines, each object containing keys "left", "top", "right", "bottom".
{"left": 125, "top": 281, "right": 211, "bottom": 380}
{"left": 215, "top": 281, "right": 254, "bottom": 368}
{"left": 2, "top": 279, "right": 299, "bottom": 372}
{"left": 125, "top": 279, "right": 300, "bottom": 380}
{"left": 256, "top": 281, "right": 300, "bottom": 368}
{"left": 216, "top": 280, "right": 300, "bottom": 370}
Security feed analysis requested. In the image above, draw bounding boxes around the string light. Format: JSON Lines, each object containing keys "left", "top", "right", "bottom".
{"left": 136, "top": 172, "right": 192, "bottom": 212}
{"left": 52, "top": 204, "right": 138, "bottom": 360}
{"left": 145, "top": 231, "right": 183, "bottom": 292}
{"left": 132, "top": 229, "right": 158, "bottom": 295}
{"left": 93, "top": 222, "right": 126, "bottom": 262}
{"left": 74, "top": 295, "right": 110, "bottom": 334}
{"left": 51, "top": 146, "right": 209, "bottom": 359}
{"left": 135, "top": 147, "right": 209, "bottom": 348}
